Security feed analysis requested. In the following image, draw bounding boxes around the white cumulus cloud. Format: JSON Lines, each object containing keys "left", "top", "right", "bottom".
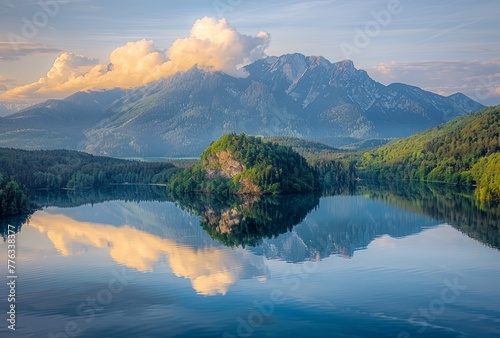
{"left": 169, "top": 17, "right": 270, "bottom": 77}
{"left": 0, "top": 17, "right": 270, "bottom": 99}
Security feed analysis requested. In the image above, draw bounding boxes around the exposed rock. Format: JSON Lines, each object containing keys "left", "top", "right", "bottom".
{"left": 204, "top": 150, "right": 244, "bottom": 179}
{"left": 238, "top": 177, "right": 262, "bottom": 195}
{"left": 203, "top": 149, "right": 261, "bottom": 194}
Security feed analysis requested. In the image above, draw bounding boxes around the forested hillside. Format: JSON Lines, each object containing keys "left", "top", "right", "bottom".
{"left": 168, "top": 133, "right": 320, "bottom": 195}
{"left": 0, "top": 148, "right": 178, "bottom": 190}
{"left": 359, "top": 105, "right": 500, "bottom": 200}
{"left": 263, "top": 136, "right": 358, "bottom": 186}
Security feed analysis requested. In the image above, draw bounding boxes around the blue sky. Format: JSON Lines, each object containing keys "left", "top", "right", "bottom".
{"left": 0, "top": 0, "right": 499, "bottom": 104}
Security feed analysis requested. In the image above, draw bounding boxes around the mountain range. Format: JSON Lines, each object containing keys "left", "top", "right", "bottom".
{"left": 0, "top": 100, "right": 36, "bottom": 117}
{"left": 0, "top": 53, "right": 484, "bottom": 156}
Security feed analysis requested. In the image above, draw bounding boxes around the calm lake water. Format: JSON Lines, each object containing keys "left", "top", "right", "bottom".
{"left": 1, "top": 183, "right": 499, "bottom": 338}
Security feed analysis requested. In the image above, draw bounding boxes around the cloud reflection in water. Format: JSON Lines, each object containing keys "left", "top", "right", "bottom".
{"left": 28, "top": 211, "right": 269, "bottom": 296}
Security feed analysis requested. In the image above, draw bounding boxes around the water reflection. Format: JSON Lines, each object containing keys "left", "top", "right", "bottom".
{"left": 0, "top": 213, "right": 29, "bottom": 240}
{"left": 171, "top": 192, "right": 320, "bottom": 247}
{"left": 28, "top": 210, "right": 269, "bottom": 296}
{"left": 6, "top": 182, "right": 500, "bottom": 296}
{"left": 30, "top": 184, "right": 169, "bottom": 208}
{"left": 252, "top": 194, "right": 440, "bottom": 261}
{"left": 359, "top": 181, "right": 500, "bottom": 250}
{"left": 2, "top": 185, "right": 499, "bottom": 337}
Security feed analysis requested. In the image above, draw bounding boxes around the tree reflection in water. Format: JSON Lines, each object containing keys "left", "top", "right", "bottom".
{"left": 171, "top": 192, "right": 321, "bottom": 248}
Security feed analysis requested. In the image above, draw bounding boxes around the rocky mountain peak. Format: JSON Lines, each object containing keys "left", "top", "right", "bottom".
{"left": 335, "top": 59, "right": 355, "bottom": 70}
{"left": 269, "top": 53, "right": 309, "bottom": 83}
{"left": 330, "top": 59, "right": 358, "bottom": 82}
{"left": 0, "top": 54, "right": 485, "bottom": 156}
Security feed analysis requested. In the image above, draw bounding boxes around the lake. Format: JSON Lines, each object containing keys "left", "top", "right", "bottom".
{"left": 1, "top": 182, "right": 499, "bottom": 338}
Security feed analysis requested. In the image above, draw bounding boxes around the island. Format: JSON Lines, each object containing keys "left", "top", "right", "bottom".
{"left": 168, "top": 133, "right": 320, "bottom": 195}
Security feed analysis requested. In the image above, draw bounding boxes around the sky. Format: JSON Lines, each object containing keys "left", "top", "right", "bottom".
{"left": 0, "top": 0, "right": 499, "bottom": 105}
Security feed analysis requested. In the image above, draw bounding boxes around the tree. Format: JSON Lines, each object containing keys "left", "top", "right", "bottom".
{"left": 0, "top": 175, "right": 29, "bottom": 216}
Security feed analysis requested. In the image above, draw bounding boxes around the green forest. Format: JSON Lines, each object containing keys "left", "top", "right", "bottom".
{"left": 0, "top": 173, "right": 30, "bottom": 216}
{"left": 263, "top": 136, "right": 358, "bottom": 186}
{"left": 359, "top": 105, "right": 500, "bottom": 201}
{"left": 0, "top": 148, "right": 178, "bottom": 190}
{"left": 0, "top": 148, "right": 179, "bottom": 215}
{"left": 168, "top": 133, "right": 320, "bottom": 195}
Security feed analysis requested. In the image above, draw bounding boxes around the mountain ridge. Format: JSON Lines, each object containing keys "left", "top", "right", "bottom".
{"left": 0, "top": 53, "right": 484, "bottom": 156}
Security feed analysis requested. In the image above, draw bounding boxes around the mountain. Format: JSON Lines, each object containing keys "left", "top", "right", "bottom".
{"left": 0, "top": 54, "right": 484, "bottom": 156}
{"left": 85, "top": 68, "right": 301, "bottom": 156}
{"left": 0, "top": 89, "right": 125, "bottom": 150}
{"left": 0, "top": 100, "right": 39, "bottom": 117}
{"left": 245, "top": 54, "right": 483, "bottom": 137}
{"left": 359, "top": 105, "right": 500, "bottom": 200}
{"left": 0, "top": 103, "right": 13, "bottom": 117}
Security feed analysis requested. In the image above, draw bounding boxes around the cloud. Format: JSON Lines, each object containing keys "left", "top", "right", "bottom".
{"left": 368, "top": 59, "right": 500, "bottom": 105}
{"left": 0, "top": 75, "right": 16, "bottom": 92}
{"left": 169, "top": 17, "right": 269, "bottom": 76}
{"left": 29, "top": 211, "right": 269, "bottom": 296}
{"left": 0, "top": 52, "right": 101, "bottom": 98}
{"left": 0, "top": 75, "right": 15, "bottom": 84}
{"left": 0, "top": 17, "right": 270, "bottom": 99}
{"left": 0, "top": 42, "right": 62, "bottom": 60}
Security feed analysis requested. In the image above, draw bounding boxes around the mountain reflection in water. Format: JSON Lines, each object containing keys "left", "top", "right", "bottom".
{"left": 8, "top": 182, "right": 499, "bottom": 296}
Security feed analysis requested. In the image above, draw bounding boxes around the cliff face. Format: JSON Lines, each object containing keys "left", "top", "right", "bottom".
{"left": 203, "top": 150, "right": 262, "bottom": 194}
{"left": 204, "top": 150, "right": 244, "bottom": 179}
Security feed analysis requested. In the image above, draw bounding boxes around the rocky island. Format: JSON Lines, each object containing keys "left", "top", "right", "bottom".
{"left": 168, "top": 133, "right": 320, "bottom": 195}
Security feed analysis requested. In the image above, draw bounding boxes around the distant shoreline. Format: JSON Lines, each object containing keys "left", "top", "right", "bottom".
{"left": 118, "top": 157, "right": 199, "bottom": 162}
